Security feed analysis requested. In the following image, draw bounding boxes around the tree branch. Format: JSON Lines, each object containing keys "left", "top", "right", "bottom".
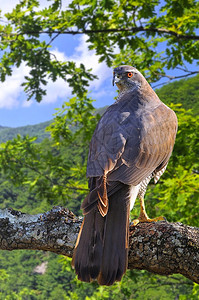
{"left": 0, "top": 206, "right": 198, "bottom": 284}
{"left": 1, "top": 26, "right": 199, "bottom": 40}
{"left": 152, "top": 70, "right": 199, "bottom": 88}
{"left": 155, "top": 71, "right": 199, "bottom": 80}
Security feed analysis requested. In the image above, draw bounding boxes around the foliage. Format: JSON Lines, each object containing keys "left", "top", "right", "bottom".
{"left": 0, "top": 0, "right": 199, "bottom": 101}
{"left": 0, "top": 251, "right": 194, "bottom": 299}
{"left": 0, "top": 94, "right": 101, "bottom": 215}
{"left": 0, "top": 75, "right": 198, "bottom": 298}
{"left": 47, "top": 93, "right": 100, "bottom": 146}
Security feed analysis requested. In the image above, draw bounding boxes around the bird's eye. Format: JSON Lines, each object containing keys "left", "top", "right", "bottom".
{"left": 127, "top": 72, "right": 133, "bottom": 78}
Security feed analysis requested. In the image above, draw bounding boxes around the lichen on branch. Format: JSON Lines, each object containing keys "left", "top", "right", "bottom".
{"left": 0, "top": 206, "right": 198, "bottom": 284}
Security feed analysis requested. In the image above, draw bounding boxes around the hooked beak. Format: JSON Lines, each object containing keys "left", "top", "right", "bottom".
{"left": 112, "top": 72, "right": 115, "bottom": 86}
{"left": 112, "top": 72, "right": 120, "bottom": 86}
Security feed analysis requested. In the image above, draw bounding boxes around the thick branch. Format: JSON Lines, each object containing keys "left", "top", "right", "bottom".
{"left": 0, "top": 206, "right": 198, "bottom": 283}
{"left": 1, "top": 26, "right": 199, "bottom": 40}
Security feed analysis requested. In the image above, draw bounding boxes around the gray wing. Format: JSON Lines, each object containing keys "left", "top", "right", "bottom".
{"left": 87, "top": 94, "right": 178, "bottom": 186}
{"left": 87, "top": 94, "right": 140, "bottom": 177}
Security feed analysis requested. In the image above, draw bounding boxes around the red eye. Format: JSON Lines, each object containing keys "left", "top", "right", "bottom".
{"left": 127, "top": 72, "right": 133, "bottom": 78}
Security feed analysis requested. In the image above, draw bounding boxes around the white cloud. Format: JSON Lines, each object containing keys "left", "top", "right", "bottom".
{"left": 41, "top": 76, "right": 70, "bottom": 104}
{"left": 40, "top": 35, "right": 112, "bottom": 104}
{"left": 35, "top": 36, "right": 112, "bottom": 105}
{"left": 0, "top": 63, "right": 30, "bottom": 109}
{"left": 0, "top": 1, "right": 17, "bottom": 14}
{"left": 0, "top": 35, "right": 113, "bottom": 108}
{"left": 0, "top": 3, "right": 113, "bottom": 108}
{"left": 69, "top": 35, "right": 111, "bottom": 91}
{"left": 22, "top": 99, "right": 33, "bottom": 108}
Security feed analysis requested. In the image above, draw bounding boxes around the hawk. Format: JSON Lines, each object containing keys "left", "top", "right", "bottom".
{"left": 72, "top": 65, "right": 178, "bottom": 285}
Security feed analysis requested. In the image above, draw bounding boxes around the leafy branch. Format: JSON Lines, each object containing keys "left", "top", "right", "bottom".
{"left": 0, "top": 0, "right": 198, "bottom": 102}
{"left": 1, "top": 26, "right": 198, "bottom": 40}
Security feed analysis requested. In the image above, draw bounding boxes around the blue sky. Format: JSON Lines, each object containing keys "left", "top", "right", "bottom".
{"left": 0, "top": 1, "right": 198, "bottom": 128}
{"left": 0, "top": 32, "right": 115, "bottom": 127}
{"left": 0, "top": 1, "right": 117, "bottom": 127}
{"left": 0, "top": 34, "right": 116, "bottom": 127}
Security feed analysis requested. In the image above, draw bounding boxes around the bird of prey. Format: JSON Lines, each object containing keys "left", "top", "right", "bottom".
{"left": 72, "top": 65, "right": 178, "bottom": 286}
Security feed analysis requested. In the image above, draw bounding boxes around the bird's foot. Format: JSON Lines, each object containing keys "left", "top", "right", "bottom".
{"left": 130, "top": 214, "right": 166, "bottom": 227}
{"left": 130, "top": 197, "right": 166, "bottom": 228}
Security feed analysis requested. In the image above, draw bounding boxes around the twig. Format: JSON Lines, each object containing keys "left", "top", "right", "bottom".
{"left": 0, "top": 26, "right": 198, "bottom": 40}
{"left": 152, "top": 71, "right": 199, "bottom": 88}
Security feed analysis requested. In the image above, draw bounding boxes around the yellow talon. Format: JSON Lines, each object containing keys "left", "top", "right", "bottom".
{"left": 131, "top": 197, "right": 166, "bottom": 226}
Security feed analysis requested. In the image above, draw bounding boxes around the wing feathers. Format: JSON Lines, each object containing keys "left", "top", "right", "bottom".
{"left": 87, "top": 99, "right": 177, "bottom": 187}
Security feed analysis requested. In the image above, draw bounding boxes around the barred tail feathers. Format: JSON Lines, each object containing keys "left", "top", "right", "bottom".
{"left": 72, "top": 184, "right": 131, "bottom": 285}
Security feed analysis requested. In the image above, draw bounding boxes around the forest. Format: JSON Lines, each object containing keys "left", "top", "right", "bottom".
{"left": 0, "top": 74, "right": 198, "bottom": 299}
{"left": 0, "top": 0, "right": 198, "bottom": 299}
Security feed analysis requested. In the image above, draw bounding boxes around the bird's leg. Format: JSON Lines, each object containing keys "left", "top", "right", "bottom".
{"left": 131, "top": 197, "right": 166, "bottom": 226}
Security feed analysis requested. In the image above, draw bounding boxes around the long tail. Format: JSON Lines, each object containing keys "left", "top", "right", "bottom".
{"left": 72, "top": 184, "right": 130, "bottom": 285}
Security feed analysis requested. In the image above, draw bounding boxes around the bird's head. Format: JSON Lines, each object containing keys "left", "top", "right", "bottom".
{"left": 113, "top": 65, "right": 145, "bottom": 91}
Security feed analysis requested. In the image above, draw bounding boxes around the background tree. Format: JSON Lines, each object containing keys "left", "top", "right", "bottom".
{"left": 0, "top": 0, "right": 199, "bottom": 101}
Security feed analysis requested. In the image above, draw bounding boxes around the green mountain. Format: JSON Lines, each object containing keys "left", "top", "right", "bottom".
{"left": 0, "top": 120, "right": 52, "bottom": 144}
{"left": 0, "top": 107, "right": 108, "bottom": 144}
{"left": 156, "top": 74, "right": 199, "bottom": 115}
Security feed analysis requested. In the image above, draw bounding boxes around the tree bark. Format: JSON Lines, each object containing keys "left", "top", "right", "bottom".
{"left": 0, "top": 206, "right": 198, "bottom": 284}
